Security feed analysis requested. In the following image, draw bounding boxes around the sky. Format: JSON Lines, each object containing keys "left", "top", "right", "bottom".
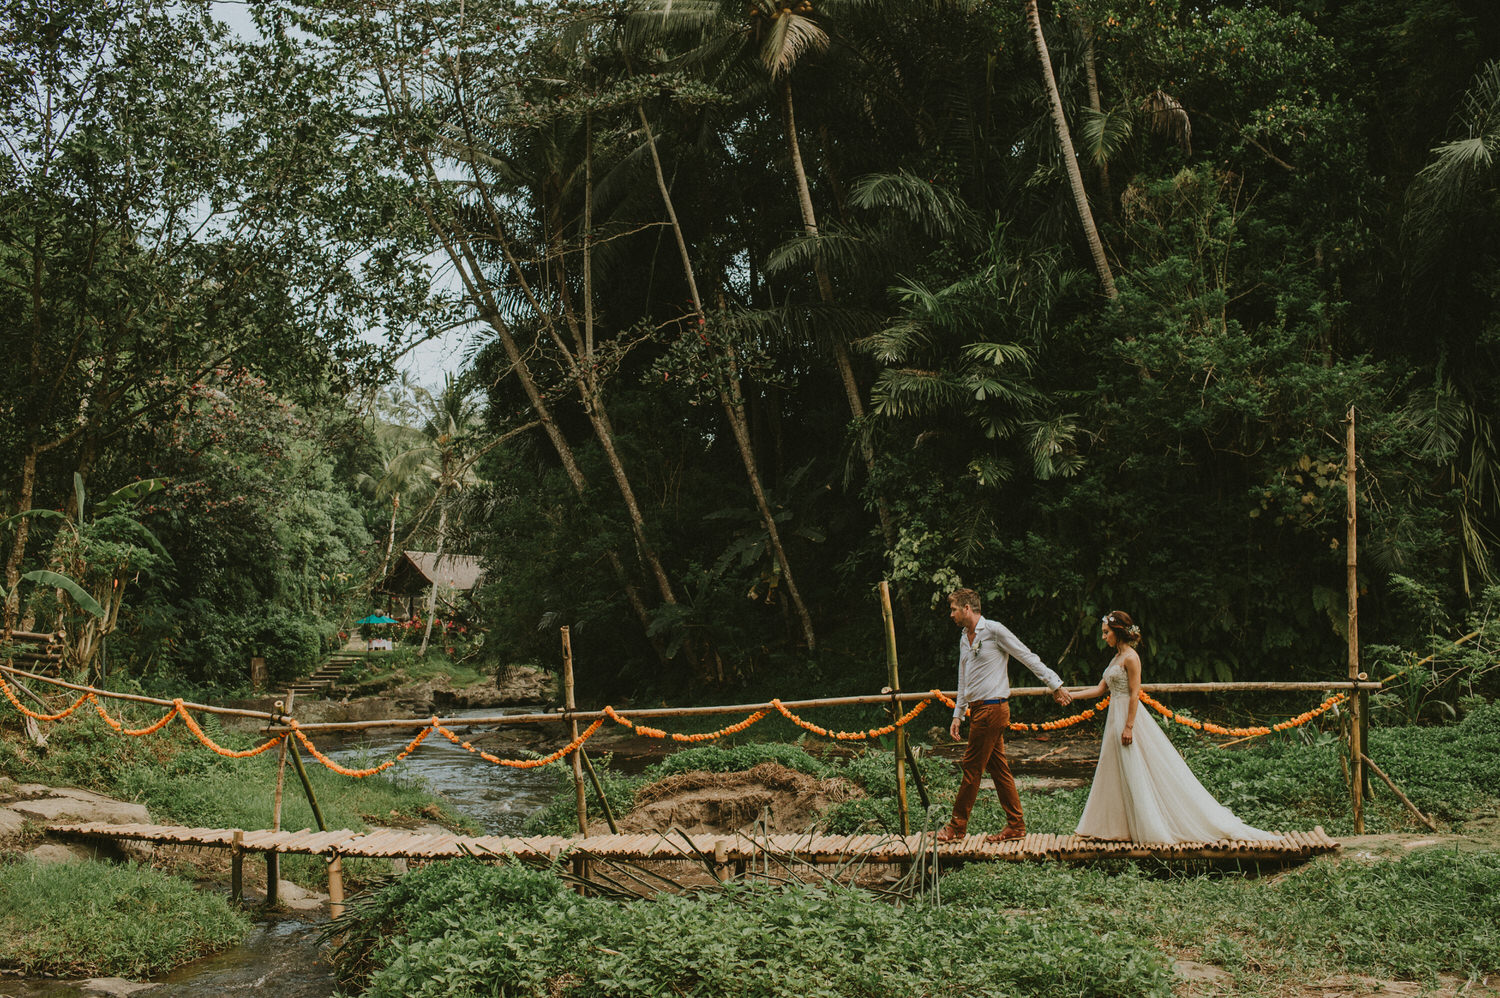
{"left": 214, "top": 0, "right": 472, "bottom": 392}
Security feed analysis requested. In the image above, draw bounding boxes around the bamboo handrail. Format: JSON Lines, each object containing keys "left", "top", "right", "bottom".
{"left": 1, "top": 659, "right": 1382, "bottom": 734}
{"left": 0, "top": 662, "right": 283, "bottom": 720}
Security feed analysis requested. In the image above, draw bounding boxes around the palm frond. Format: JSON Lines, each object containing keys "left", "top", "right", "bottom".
{"left": 727, "top": 301, "right": 882, "bottom": 354}
{"left": 1024, "top": 414, "right": 1086, "bottom": 479}
{"left": 847, "top": 171, "right": 983, "bottom": 244}
{"left": 1143, "top": 89, "right": 1191, "bottom": 155}
{"left": 762, "top": 13, "right": 828, "bottom": 78}
{"left": 1076, "top": 106, "right": 1134, "bottom": 167}
{"left": 763, "top": 226, "right": 889, "bottom": 279}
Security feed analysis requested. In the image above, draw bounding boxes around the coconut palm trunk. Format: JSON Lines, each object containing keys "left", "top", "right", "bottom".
{"left": 1025, "top": 0, "right": 1117, "bottom": 299}
{"left": 417, "top": 501, "right": 448, "bottom": 657}
{"left": 634, "top": 102, "right": 819, "bottom": 650}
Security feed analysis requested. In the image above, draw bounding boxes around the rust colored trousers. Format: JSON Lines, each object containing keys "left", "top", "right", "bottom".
{"left": 950, "top": 701, "right": 1024, "bottom": 833}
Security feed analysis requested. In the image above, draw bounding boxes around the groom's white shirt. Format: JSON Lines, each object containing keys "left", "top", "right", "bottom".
{"left": 954, "top": 616, "right": 1063, "bottom": 719}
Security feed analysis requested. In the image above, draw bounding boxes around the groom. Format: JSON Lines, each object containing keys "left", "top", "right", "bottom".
{"left": 937, "top": 588, "right": 1071, "bottom": 844}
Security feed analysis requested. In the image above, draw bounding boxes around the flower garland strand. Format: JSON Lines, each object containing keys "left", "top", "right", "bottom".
{"left": 290, "top": 720, "right": 437, "bottom": 778}
{"left": 433, "top": 717, "right": 606, "bottom": 769}
{"left": 174, "top": 701, "right": 284, "bottom": 759}
{"left": 604, "top": 705, "right": 769, "bottom": 742}
{"left": 1139, "top": 690, "right": 1348, "bottom": 737}
{"left": 769, "top": 697, "right": 931, "bottom": 740}
{"left": 92, "top": 696, "right": 179, "bottom": 737}
{"left": 0, "top": 671, "right": 93, "bottom": 722}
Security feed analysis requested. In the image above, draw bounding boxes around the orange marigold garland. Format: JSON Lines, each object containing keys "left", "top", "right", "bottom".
{"left": 175, "top": 701, "right": 284, "bottom": 759}
{"left": 604, "top": 705, "right": 769, "bottom": 743}
{"left": 931, "top": 689, "right": 1108, "bottom": 730}
{"left": 291, "top": 720, "right": 437, "bottom": 778}
{"left": 1139, "top": 690, "right": 1347, "bottom": 738}
{"left": 92, "top": 696, "right": 178, "bottom": 737}
{"left": 0, "top": 671, "right": 92, "bottom": 722}
{"left": 433, "top": 717, "right": 606, "bottom": 769}
{"left": 1009, "top": 697, "right": 1110, "bottom": 731}
{"left": 768, "top": 697, "right": 931, "bottom": 740}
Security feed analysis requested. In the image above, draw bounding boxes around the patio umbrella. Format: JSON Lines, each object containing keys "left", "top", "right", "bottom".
{"left": 355, "top": 614, "right": 399, "bottom": 625}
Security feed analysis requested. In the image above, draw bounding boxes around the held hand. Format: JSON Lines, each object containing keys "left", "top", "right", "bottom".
{"left": 1052, "top": 687, "right": 1073, "bottom": 707}
{"left": 1121, "top": 726, "right": 1133, "bottom": 746}
{"left": 949, "top": 718, "right": 962, "bottom": 741}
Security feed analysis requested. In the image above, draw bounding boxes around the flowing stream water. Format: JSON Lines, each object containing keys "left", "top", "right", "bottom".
{"left": 5, "top": 708, "right": 564, "bottom": 998}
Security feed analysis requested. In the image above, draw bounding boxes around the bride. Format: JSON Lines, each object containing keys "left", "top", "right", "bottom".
{"left": 1068, "top": 610, "right": 1278, "bottom": 844}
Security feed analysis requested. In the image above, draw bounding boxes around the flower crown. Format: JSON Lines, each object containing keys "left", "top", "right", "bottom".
{"left": 1101, "top": 613, "right": 1142, "bottom": 638}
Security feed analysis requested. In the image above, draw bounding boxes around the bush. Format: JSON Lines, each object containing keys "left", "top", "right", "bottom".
{"left": 0, "top": 860, "right": 248, "bottom": 977}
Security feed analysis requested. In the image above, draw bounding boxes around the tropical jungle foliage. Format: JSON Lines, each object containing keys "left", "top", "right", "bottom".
{"left": 2, "top": 0, "right": 1498, "bottom": 706}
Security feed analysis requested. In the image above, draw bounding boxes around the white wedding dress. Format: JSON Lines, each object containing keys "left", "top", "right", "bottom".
{"left": 1075, "top": 656, "right": 1279, "bottom": 843}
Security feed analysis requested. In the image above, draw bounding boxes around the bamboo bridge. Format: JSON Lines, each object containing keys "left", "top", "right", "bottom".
{"left": 48, "top": 820, "right": 1341, "bottom": 913}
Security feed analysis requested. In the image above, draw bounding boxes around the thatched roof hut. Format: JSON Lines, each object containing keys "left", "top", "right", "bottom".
{"left": 381, "top": 550, "right": 485, "bottom": 599}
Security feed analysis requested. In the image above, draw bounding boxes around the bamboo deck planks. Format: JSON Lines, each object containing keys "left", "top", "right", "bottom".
{"left": 45, "top": 822, "right": 1341, "bottom": 865}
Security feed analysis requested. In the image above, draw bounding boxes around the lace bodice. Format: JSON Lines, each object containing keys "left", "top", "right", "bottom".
{"left": 1103, "top": 656, "right": 1131, "bottom": 695}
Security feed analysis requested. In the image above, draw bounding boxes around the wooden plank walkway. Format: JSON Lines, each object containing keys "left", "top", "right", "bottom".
{"left": 47, "top": 822, "right": 1340, "bottom": 864}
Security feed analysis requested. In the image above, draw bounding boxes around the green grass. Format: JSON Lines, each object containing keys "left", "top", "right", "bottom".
{"left": 0, "top": 858, "right": 249, "bottom": 977}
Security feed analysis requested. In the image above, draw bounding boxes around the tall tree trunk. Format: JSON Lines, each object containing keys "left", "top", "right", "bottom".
{"left": 1026, "top": 0, "right": 1118, "bottom": 299}
{"left": 379, "top": 494, "right": 399, "bottom": 583}
{"left": 636, "top": 102, "right": 818, "bottom": 650}
{"left": 3, "top": 448, "right": 38, "bottom": 630}
{"left": 1077, "top": 17, "right": 1115, "bottom": 221}
{"left": 551, "top": 241, "right": 678, "bottom": 608}
{"left": 417, "top": 501, "right": 447, "bottom": 657}
{"left": 782, "top": 77, "right": 898, "bottom": 547}
{"left": 365, "top": 51, "right": 669, "bottom": 664}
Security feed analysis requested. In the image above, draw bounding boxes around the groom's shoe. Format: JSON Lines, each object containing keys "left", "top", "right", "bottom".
{"left": 935, "top": 825, "right": 965, "bottom": 843}
{"left": 984, "top": 826, "right": 1026, "bottom": 843}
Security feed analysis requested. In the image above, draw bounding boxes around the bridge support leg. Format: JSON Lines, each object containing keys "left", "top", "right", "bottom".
{"left": 713, "top": 839, "right": 730, "bottom": 883}
{"left": 328, "top": 853, "right": 345, "bottom": 919}
{"left": 230, "top": 830, "right": 244, "bottom": 903}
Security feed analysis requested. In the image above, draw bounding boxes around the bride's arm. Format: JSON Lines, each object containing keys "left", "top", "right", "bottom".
{"left": 1122, "top": 652, "right": 1142, "bottom": 744}
{"left": 1068, "top": 678, "right": 1109, "bottom": 700}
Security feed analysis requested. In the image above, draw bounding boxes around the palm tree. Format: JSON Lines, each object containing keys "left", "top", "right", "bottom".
{"left": 628, "top": 0, "right": 889, "bottom": 516}
{"left": 1400, "top": 59, "right": 1500, "bottom": 591}
{"left": 399, "top": 376, "right": 484, "bottom": 656}
{"left": 1024, "top": 0, "right": 1117, "bottom": 299}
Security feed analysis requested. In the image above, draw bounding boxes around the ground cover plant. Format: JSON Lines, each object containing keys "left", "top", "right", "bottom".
{"left": 331, "top": 861, "right": 1176, "bottom": 998}
{"left": 939, "top": 845, "right": 1500, "bottom": 993}
{"left": 0, "top": 858, "right": 249, "bottom": 977}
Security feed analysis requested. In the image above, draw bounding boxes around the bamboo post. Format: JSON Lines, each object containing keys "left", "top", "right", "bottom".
{"left": 879, "top": 582, "right": 910, "bottom": 835}
{"left": 713, "top": 839, "right": 730, "bottom": 883}
{"left": 1346, "top": 407, "right": 1364, "bottom": 833}
{"left": 561, "top": 627, "right": 587, "bottom": 835}
{"left": 561, "top": 627, "right": 589, "bottom": 892}
{"left": 230, "top": 829, "right": 244, "bottom": 903}
{"left": 284, "top": 736, "right": 345, "bottom": 912}
{"left": 327, "top": 853, "right": 345, "bottom": 920}
{"left": 287, "top": 740, "right": 326, "bottom": 831}
{"left": 267, "top": 690, "right": 295, "bottom": 907}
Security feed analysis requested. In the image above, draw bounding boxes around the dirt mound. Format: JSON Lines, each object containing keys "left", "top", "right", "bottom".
{"left": 608, "top": 762, "right": 863, "bottom": 836}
